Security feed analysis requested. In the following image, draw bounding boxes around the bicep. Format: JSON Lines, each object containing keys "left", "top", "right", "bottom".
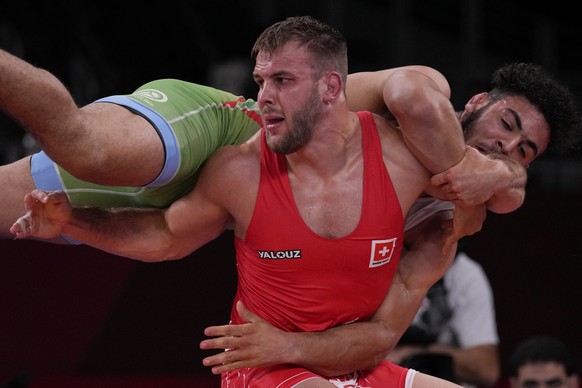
{"left": 347, "top": 66, "right": 450, "bottom": 109}
{"left": 163, "top": 181, "right": 232, "bottom": 258}
{"left": 346, "top": 72, "right": 387, "bottom": 114}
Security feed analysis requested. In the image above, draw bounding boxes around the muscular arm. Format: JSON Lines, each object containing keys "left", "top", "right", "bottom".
{"left": 10, "top": 145, "right": 244, "bottom": 261}
{"left": 347, "top": 66, "right": 465, "bottom": 174}
{"left": 0, "top": 48, "right": 163, "bottom": 185}
{"left": 347, "top": 67, "right": 526, "bottom": 214}
{"left": 201, "top": 212, "right": 457, "bottom": 376}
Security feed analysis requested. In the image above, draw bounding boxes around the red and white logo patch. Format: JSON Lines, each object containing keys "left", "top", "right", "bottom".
{"left": 369, "top": 238, "right": 397, "bottom": 268}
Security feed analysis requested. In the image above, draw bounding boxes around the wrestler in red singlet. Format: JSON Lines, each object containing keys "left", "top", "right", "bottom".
{"left": 224, "top": 112, "right": 415, "bottom": 387}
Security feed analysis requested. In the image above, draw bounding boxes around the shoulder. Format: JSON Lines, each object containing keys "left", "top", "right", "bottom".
{"left": 368, "top": 112, "right": 432, "bottom": 213}
{"left": 202, "top": 132, "right": 261, "bottom": 182}
{"left": 195, "top": 131, "right": 261, "bottom": 205}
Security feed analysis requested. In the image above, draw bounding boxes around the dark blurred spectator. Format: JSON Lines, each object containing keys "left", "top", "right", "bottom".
{"left": 509, "top": 335, "right": 579, "bottom": 388}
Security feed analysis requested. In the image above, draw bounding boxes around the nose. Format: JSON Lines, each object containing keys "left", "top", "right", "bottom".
{"left": 257, "top": 82, "right": 274, "bottom": 107}
{"left": 498, "top": 134, "right": 521, "bottom": 155}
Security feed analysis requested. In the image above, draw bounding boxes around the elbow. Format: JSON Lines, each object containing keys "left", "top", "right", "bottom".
{"left": 486, "top": 190, "right": 525, "bottom": 214}
{"left": 367, "top": 321, "right": 399, "bottom": 368}
{"left": 369, "top": 351, "right": 391, "bottom": 370}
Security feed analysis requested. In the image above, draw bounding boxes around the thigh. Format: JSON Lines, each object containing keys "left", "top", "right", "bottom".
{"left": 0, "top": 157, "right": 35, "bottom": 238}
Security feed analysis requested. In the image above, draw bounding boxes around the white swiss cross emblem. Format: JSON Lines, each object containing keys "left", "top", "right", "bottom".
{"left": 369, "top": 238, "right": 397, "bottom": 268}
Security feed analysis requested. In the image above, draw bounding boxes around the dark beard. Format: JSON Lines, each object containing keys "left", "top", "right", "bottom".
{"left": 459, "top": 107, "right": 481, "bottom": 140}
{"left": 268, "top": 85, "right": 323, "bottom": 154}
{"left": 460, "top": 102, "right": 499, "bottom": 155}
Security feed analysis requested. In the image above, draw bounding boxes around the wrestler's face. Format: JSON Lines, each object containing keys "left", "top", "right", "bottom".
{"left": 510, "top": 361, "right": 578, "bottom": 388}
{"left": 460, "top": 93, "right": 550, "bottom": 167}
{"left": 253, "top": 42, "right": 324, "bottom": 154}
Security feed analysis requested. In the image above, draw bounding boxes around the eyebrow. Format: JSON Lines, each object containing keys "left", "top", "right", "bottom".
{"left": 253, "top": 70, "right": 292, "bottom": 81}
{"left": 508, "top": 108, "right": 539, "bottom": 157}
{"left": 522, "top": 377, "right": 564, "bottom": 385}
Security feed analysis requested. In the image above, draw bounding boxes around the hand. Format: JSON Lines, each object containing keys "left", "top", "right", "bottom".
{"left": 200, "top": 301, "right": 293, "bottom": 374}
{"left": 400, "top": 212, "right": 457, "bottom": 290}
{"left": 443, "top": 203, "right": 487, "bottom": 254}
{"left": 10, "top": 189, "right": 72, "bottom": 239}
{"left": 431, "top": 146, "right": 505, "bottom": 206}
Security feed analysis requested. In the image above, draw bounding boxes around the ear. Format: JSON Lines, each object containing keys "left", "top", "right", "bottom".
{"left": 322, "top": 71, "right": 343, "bottom": 104}
{"left": 464, "top": 92, "right": 489, "bottom": 113}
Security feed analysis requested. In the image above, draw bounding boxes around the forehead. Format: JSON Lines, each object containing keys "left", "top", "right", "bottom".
{"left": 494, "top": 94, "right": 551, "bottom": 153}
{"left": 253, "top": 41, "right": 313, "bottom": 77}
{"left": 517, "top": 361, "right": 569, "bottom": 380}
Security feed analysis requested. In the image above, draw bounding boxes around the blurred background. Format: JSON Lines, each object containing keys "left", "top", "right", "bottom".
{"left": 1, "top": 1, "right": 581, "bottom": 387}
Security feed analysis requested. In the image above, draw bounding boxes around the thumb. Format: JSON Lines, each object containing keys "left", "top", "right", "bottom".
{"left": 236, "top": 300, "right": 257, "bottom": 323}
{"left": 431, "top": 172, "right": 447, "bottom": 187}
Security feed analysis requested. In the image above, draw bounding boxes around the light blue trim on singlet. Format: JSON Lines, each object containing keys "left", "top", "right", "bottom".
{"left": 95, "top": 95, "right": 180, "bottom": 187}
{"left": 31, "top": 152, "right": 65, "bottom": 191}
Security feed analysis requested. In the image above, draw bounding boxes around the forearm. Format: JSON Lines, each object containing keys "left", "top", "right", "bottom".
{"left": 63, "top": 207, "right": 182, "bottom": 262}
{"left": 285, "top": 280, "right": 428, "bottom": 376}
{"left": 283, "top": 320, "right": 394, "bottom": 376}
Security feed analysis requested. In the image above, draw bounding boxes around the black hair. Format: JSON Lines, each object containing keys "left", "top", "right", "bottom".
{"left": 509, "top": 335, "right": 576, "bottom": 376}
{"left": 489, "top": 63, "right": 582, "bottom": 156}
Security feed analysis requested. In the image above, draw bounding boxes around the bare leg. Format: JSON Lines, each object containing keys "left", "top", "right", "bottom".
{"left": 412, "top": 372, "right": 463, "bottom": 388}
{"left": 0, "top": 157, "right": 35, "bottom": 237}
{"left": 0, "top": 49, "right": 164, "bottom": 186}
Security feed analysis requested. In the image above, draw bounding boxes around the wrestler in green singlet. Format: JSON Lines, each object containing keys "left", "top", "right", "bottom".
{"left": 31, "top": 80, "right": 262, "bottom": 208}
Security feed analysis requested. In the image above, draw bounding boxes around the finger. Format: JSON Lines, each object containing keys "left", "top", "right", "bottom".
{"left": 431, "top": 173, "right": 447, "bottom": 186}
{"left": 436, "top": 183, "right": 450, "bottom": 193}
{"left": 10, "top": 216, "right": 31, "bottom": 238}
{"left": 204, "top": 324, "right": 236, "bottom": 337}
{"left": 202, "top": 349, "right": 248, "bottom": 374}
{"left": 23, "top": 193, "right": 37, "bottom": 210}
{"left": 202, "top": 353, "right": 225, "bottom": 368}
{"left": 200, "top": 336, "right": 235, "bottom": 351}
{"left": 203, "top": 352, "right": 237, "bottom": 374}
{"left": 30, "top": 189, "right": 49, "bottom": 203}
